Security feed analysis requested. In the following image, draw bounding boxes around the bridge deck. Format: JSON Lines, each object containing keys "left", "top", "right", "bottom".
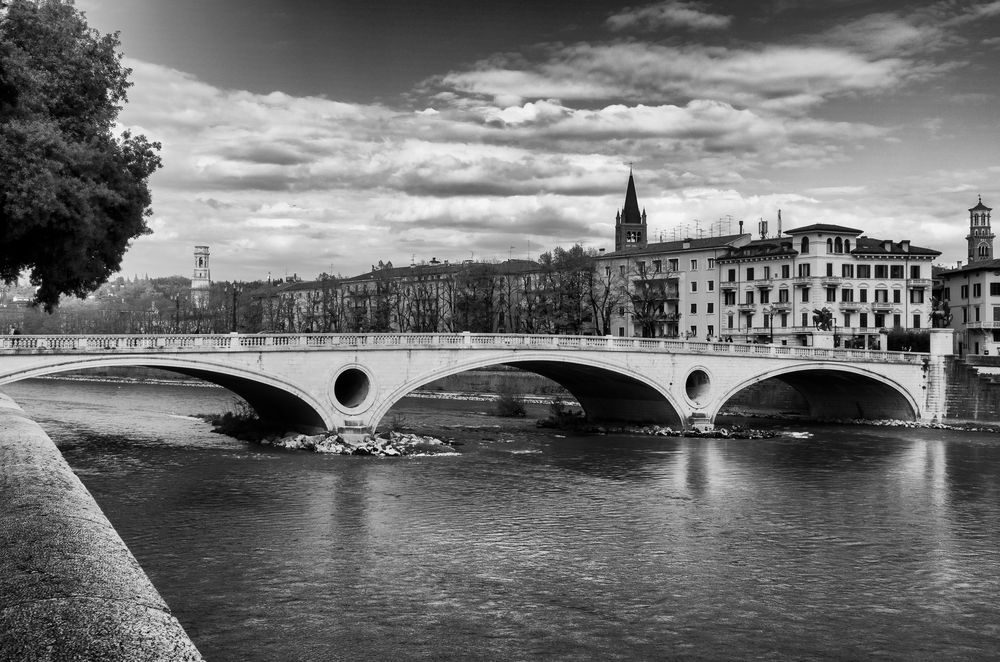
{"left": 0, "top": 333, "right": 928, "bottom": 365}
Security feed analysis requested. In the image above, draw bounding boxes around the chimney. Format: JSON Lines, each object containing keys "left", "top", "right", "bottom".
{"left": 682, "top": 238, "right": 692, "bottom": 249}
{"left": 900, "top": 240, "right": 910, "bottom": 252}
{"left": 739, "top": 220, "right": 744, "bottom": 234}
{"left": 598, "top": 248, "right": 605, "bottom": 253}
{"left": 883, "top": 240, "right": 892, "bottom": 252}
{"left": 957, "top": 260, "right": 963, "bottom": 268}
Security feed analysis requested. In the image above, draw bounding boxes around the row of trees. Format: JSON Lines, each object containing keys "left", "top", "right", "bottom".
{"left": 272, "top": 245, "right": 680, "bottom": 336}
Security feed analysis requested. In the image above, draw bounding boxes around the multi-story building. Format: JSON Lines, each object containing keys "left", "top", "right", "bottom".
{"left": 601, "top": 173, "right": 939, "bottom": 346}
{"left": 937, "top": 197, "right": 1000, "bottom": 356}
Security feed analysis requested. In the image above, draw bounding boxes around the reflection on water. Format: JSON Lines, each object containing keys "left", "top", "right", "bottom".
{"left": 5, "top": 378, "right": 1000, "bottom": 661}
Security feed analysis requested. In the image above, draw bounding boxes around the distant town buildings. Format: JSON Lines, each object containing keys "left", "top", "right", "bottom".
{"left": 232, "top": 173, "right": 998, "bottom": 352}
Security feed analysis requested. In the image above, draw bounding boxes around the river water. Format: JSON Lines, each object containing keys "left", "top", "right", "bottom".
{"left": 4, "top": 378, "right": 1000, "bottom": 661}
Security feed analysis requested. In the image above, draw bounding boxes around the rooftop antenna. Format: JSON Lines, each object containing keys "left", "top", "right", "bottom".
{"left": 777, "top": 209, "right": 782, "bottom": 236}
{"left": 758, "top": 217, "right": 768, "bottom": 240}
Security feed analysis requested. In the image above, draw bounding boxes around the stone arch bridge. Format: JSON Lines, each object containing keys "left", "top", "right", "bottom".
{"left": 0, "top": 332, "right": 953, "bottom": 435}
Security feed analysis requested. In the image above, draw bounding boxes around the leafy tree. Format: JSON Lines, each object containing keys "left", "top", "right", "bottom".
{"left": 0, "top": 0, "right": 161, "bottom": 311}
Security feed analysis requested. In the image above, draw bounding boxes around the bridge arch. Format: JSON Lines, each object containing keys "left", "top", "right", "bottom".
{"left": 369, "top": 353, "right": 687, "bottom": 431}
{"left": 712, "top": 363, "right": 921, "bottom": 423}
{"left": 0, "top": 356, "right": 330, "bottom": 431}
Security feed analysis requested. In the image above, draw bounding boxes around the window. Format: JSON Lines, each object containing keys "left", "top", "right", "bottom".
{"left": 963, "top": 308, "right": 968, "bottom": 323}
{"left": 801, "top": 237, "right": 810, "bottom": 253}
{"left": 991, "top": 283, "right": 1000, "bottom": 296}
{"left": 760, "top": 289, "right": 770, "bottom": 303}
{"left": 727, "top": 314, "right": 734, "bottom": 329}
{"left": 691, "top": 259, "right": 698, "bottom": 270}
{"left": 826, "top": 238, "right": 833, "bottom": 253}
{"left": 910, "top": 289, "right": 924, "bottom": 304}
{"left": 857, "top": 264, "right": 871, "bottom": 278}
{"left": 961, "top": 285, "right": 969, "bottom": 298}
{"left": 891, "top": 314, "right": 900, "bottom": 327}
{"left": 874, "top": 289, "right": 888, "bottom": 303}
{"left": 780, "top": 313, "right": 788, "bottom": 328}
{"left": 653, "top": 260, "right": 662, "bottom": 273}
{"left": 707, "top": 302, "right": 715, "bottom": 314}
{"left": 994, "top": 307, "right": 1000, "bottom": 322}
{"left": 860, "top": 313, "right": 869, "bottom": 327}
{"left": 875, "top": 265, "right": 888, "bottom": 279}
{"left": 781, "top": 264, "right": 790, "bottom": 278}
{"left": 638, "top": 261, "right": 646, "bottom": 274}
{"left": 747, "top": 267, "right": 755, "bottom": 281}
{"left": 669, "top": 259, "right": 679, "bottom": 271}
{"left": 826, "top": 263, "right": 834, "bottom": 277}
{"left": 708, "top": 280, "right": 715, "bottom": 291}
{"left": 842, "top": 264, "right": 854, "bottom": 278}
{"left": 843, "top": 312, "right": 851, "bottom": 327}
{"left": 844, "top": 240, "right": 851, "bottom": 252}
{"left": 691, "top": 281, "right": 698, "bottom": 293}
{"left": 912, "top": 314, "right": 920, "bottom": 328}
{"left": 727, "top": 268, "right": 737, "bottom": 282}
{"left": 835, "top": 237, "right": 843, "bottom": 253}
{"left": 801, "top": 312, "right": 809, "bottom": 326}
{"left": 690, "top": 325, "right": 697, "bottom": 336}
{"left": 910, "top": 265, "right": 921, "bottom": 279}
{"left": 708, "top": 258, "right": 715, "bottom": 269}
{"left": 746, "top": 291, "right": 755, "bottom": 304}
{"left": 708, "top": 325, "right": 715, "bottom": 337}
{"left": 801, "top": 287, "right": 810, "bottom": 303}
{"left": 890, "top": 265, "right": 904, "bottom": 279}
{"left": 724, "top": 291, "right": 736, "bottom": 305}
{"left": 691, "top": 303, "right": 697, "bottom": 314}
{"left": 875, "top": 313, "right": 885, "bottom": 327}
{"left": 944, "top": 287, "right": 951, "bottom": 299}
{"left": 605, "top": 266, "right": 611, "bottom": 277}
{"left": 893, "top": 289, "right": 901, "bottom": 304}
{"left": 619, "top": 306, "right": 625, "bottom": 316}
{"left": 976, "top": 306, "right": 981, "bottom": 322}
{"left": 974, "top": 283, "right": 982, "bottom": 297}
{"left": 826, "top": 287, "right": 837, "bottom": 302}
{"left": 798, "top": 263, "right": 811, "bottom": 277}
{"left": 745, "top": 314, "right": 753, "bottom": 328}
{"left": 763, "top": 266, "right": 771, "bottom": 279}
{"left": 778, "top": 288, "right": 789, "bottom": 303}
{"left": 619, "top": 265, "right": 625, "bottom": 275}
{"left": 842, "top": 289, "right": 854, "bottom": 302}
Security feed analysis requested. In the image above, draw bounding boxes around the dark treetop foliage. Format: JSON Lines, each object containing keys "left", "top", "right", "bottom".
{"left": 0, "top": 0, "right": 161, "bottom": 311}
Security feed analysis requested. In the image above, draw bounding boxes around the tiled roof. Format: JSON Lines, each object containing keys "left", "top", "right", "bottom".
{"left": 938, "top": 258, "right": 1000, "bottom": 276}
{"left": 600, "top": 233, "right": 748, "bottom": 258}
{"left": 851, "top": 237, "right": 939, "bottom": 257}
{"left": 716, "top": 238, "right": 797, "bottom": 261}
{"left": 970, "top": 196, "right": 992, "bottom": 212}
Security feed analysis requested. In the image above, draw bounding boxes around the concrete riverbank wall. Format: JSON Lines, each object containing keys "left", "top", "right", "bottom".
{"left": 0, "top": 393, "right": 203, "bottom": 661}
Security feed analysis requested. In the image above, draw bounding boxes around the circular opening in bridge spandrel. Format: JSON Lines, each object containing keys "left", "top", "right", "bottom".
{"left": 334, "top": 368, "right": 370, "bottom": 409}
{"left": 685, "top": 369, "right": 711, "bottom": 406}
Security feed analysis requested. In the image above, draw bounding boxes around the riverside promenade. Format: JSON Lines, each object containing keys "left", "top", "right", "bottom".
{"left": 0, "top": 393, "right": 202, "bottom": 661}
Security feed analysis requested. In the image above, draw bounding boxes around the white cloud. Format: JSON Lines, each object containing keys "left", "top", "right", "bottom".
{"left": 607, "top": 1, "right": 732, "bottom": 32}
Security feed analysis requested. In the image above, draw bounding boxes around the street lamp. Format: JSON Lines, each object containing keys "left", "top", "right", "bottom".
{"left": 763, "top": 306, "right": 774, "bottom": 344}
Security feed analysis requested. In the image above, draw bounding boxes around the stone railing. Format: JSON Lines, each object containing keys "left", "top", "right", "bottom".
{"left": 0, "top": 333, "right": 931, "bottom": 364}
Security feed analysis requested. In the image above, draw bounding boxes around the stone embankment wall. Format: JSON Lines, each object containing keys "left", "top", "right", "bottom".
{"left": 0, "top": 393, "right": 203, "bottom": 661}
{"left": 944, "top": 357, "right": 1000, "bottom": 423}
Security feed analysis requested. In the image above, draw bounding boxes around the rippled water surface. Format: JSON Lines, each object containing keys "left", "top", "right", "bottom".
{"left": 5, "top": 378, "right": 1000, "bottom": 661}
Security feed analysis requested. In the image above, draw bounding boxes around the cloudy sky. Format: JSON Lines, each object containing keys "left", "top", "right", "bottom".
{"left": 76, "top": 0, "right": 1000, "bottom": 281}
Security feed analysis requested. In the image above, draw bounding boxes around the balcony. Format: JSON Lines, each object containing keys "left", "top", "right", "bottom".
{"left": 767, "top": 301, "right": 792, "bottom": 311}
{"left": 963, "top": 321, "right": 1000, "bottom": 330}
{"left": 820, "top": 276, "right": 842, "bottom": 286}
{"left": 872, "top": 301, "right": 893, "bottom": 311}
{"left": 720, "top": 280, "right": 738, "bottom": 291}
{"left": 737, "top": 303, "right": 757, "bottom": 312}
{"left": 754, "top": 278, "right": 773, "bottom": 290}
{"left": 793, "top": 277, "right": 813, "bottom": 287}
{"left": 908, "top": 278, "right": 932, "bottom": 288}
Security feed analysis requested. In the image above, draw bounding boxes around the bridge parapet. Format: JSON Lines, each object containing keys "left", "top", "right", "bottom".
{"left": 0, "top": 333, "right": 930, "bottom": 365}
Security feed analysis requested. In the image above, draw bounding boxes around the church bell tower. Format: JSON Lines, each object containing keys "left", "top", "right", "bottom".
{"left": 615, "top": 170, "right": 648, "bottom": 251}
{"left": 191, "top": 245, "right": 211, "bottom": 308}
{"left": 967, "top": 196, "right": 994, "bottom": 263}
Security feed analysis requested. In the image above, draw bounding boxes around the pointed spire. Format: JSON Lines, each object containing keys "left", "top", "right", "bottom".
{"left": 622, "top": 171, "right": 642, "bottom": 224}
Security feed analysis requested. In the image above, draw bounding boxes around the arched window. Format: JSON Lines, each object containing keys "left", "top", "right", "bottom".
{"left": 801, "top": 237, "right": 810, "bottom": 254}
{"left": 844, "top": 240, "right": 851, "bottom": 252}
{"left": 826, "top": 238, "right": 833, "bottom": 253}
{"left": 835, "top": 237, "right": 843, "bottom": 253}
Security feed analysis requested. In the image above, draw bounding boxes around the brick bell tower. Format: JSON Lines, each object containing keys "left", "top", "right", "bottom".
{"left": 615, "top": 169, "right": 648, "bottom": 251}
{"left": 967, "top": 195, "right": 994, "bottom": 263}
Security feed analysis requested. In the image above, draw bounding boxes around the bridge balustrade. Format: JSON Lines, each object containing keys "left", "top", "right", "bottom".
{"left": 0, "top": 333, "right": 930, "bottom": 365}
